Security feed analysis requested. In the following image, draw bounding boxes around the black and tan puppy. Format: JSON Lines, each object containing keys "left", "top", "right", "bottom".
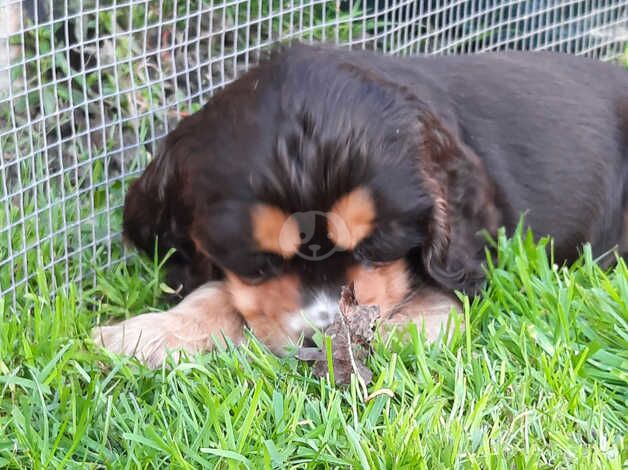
{"left": 93, "top": 43, "right": 627, "bottom": 367}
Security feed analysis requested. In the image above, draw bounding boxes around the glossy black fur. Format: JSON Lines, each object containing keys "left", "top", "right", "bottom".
{"left": 123, "top": 43, "right": 628, "bottom": 297}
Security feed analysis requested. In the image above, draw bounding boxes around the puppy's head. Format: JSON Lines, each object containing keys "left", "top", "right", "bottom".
{"left": 123, "top": 44, "right": 497, "bottom": 343}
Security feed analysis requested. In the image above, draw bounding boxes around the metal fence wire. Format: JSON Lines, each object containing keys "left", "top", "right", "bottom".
{"left": 1, "top": 0, "right": 627, "bottom": 306}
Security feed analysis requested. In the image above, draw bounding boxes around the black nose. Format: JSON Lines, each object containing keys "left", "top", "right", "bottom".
{"left": 317, "top": 310, "right": 332, "bottom": 323}
{"left": 308, "top": 243, "right": 321, "bottom": 254}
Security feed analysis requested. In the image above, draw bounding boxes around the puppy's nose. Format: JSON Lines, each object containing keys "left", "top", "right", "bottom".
{"left": 300, "top": 291, "right": 340, "bottom": 329}
{"left": 308, "top": 243, "right": 321, "bottom": 254}
{"left": 316, "top": 310, "right": 332, "bottom": 324}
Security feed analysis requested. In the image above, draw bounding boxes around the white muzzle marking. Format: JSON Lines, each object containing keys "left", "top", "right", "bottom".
{"left": 288, "top": 291, "right": 339, "bottom": 335}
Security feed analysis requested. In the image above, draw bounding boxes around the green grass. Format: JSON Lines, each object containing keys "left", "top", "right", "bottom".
{"left": 1, "top": 6, "right": 627, "bottom": 468}
{"left": 0, "top": 226, "right": 626, "bottom": 468}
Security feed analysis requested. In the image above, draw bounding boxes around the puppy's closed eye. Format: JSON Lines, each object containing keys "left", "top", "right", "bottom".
{"left": 237, "top": 253, "right": 285, "bottom": 284}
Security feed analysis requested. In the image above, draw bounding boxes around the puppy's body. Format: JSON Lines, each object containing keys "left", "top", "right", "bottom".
{"left": 410, "top": 52, "right": 627, "bottom": 261}
{"left": 95, "top": 45, "right": 627, "bottom": 365}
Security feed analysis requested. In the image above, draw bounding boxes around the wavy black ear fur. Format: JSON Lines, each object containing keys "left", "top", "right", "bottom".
{"left": 299, "top": 49, "right": 501, "bottom": 295}
{"left": 122, "top": 150, "right": 171, "bottom": 259}
{"left": 417, "top": 113, "right": 500, "bottom": 296}
{"left": 123, "top": 132, "right": 221, "bottom": 298}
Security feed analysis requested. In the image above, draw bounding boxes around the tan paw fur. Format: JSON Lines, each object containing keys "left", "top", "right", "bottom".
{"left": 92, "top": 282, "right": 245, "bottom": 368}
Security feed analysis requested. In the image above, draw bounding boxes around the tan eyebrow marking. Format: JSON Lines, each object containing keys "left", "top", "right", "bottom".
{"left": 250, "top": 204, "right": 300, "bottom": 258}
{"left": 327, "top": 186, "right": 376, "bottom": 250}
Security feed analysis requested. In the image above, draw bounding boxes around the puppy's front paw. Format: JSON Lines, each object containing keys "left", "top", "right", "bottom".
{"left": 92, "top": 312, "right": 194, "bottom": 368}
{"left": 383, "top": 287, "right": 463, "bottom": 342}
{"left": 92, "top": 282, "right": 245, "bottom": 368}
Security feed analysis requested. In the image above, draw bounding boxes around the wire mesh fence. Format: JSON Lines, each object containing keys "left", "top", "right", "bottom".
{"left": 1, "top": 0, "right": 627, "bottom": 306}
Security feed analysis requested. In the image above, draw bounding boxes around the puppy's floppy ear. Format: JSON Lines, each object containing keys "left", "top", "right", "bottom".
{"left": 122, "top": 141, "right": 177, "bottom": 255}
{"left": 123, "top": 136, "right": 221, "bottom": 294}
{"left": 305, "top": 58, "right": 498, "bottom": 295}
{"left": 417, "top": 113, "right": 500, "bottom": 295}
